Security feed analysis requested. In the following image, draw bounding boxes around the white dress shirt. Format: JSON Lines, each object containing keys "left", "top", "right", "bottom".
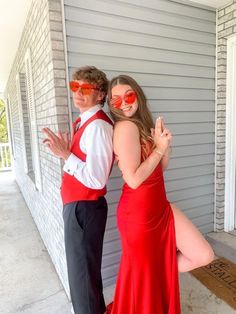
{"left": 63, "top": 105, "right": 113, "bottom": 189}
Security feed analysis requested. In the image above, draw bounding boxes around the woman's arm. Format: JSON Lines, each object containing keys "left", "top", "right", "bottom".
{"left": 158, "top": 117, "right": 172, "bottom": 172}
{"left": 161, "top": 146, "right": 171, "bottom": 171}
{"left": 114, "top": 119, "right": 169, "bottom": 189}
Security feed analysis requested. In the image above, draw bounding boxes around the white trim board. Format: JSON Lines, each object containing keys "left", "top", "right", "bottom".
{"left": 224, "top": 34, "right": 236, "bottom": 232}
{"left": 188, "top": 0, "right": 231, "bottom": 9}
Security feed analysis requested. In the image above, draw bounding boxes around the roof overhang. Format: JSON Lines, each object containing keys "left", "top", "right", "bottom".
{"left": 0, "top": 0, "right": 32, "bottom": 97}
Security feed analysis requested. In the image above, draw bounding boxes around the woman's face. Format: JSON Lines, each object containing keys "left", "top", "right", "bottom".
{"left": 110, "top": 84, "right": 138, "bottom": 118}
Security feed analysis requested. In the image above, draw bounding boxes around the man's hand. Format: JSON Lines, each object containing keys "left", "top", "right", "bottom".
{"left": 42, "top": 127, "right": 71, "bottom": 160}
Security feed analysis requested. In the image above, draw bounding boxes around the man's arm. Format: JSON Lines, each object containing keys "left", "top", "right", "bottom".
{"left": 63, "top": 120, "right": 113, "bottom": 189}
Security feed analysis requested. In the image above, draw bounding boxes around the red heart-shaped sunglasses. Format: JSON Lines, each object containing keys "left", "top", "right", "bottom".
{"left": 110, "top": 91, "right": 137, "bottom": 108}
{"left": 69, "top": 81, "right": 99, "bottom": 95}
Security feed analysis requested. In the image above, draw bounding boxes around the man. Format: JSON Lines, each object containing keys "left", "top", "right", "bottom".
{"left": 43, "top": 66, "right": 113, "bottom": 314}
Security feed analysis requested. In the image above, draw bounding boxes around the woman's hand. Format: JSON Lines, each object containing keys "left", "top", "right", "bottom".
{"left": 151, "top": 117, "right": 172, "bottom": 155}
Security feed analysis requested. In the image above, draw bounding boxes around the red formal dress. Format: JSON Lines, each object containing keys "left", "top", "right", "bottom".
{"left": 107, "top": 160, "right": 181, "bottom": 314}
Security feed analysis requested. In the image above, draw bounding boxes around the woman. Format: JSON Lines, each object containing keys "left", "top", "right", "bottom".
{"left": 106, "top": 75, "right": 214, "bottom": 314}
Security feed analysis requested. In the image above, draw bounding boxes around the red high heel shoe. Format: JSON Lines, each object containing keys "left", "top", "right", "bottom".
{"left": 106, "top": 302, "right": 113, "bottom": 314}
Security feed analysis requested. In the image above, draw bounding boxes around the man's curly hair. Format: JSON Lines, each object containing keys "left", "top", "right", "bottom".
{"left": 72, "top": 66, "right": 108, "bottom": 105}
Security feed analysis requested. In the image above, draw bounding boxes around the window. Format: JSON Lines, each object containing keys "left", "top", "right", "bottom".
{"left": 24, "top": 49, "right": 42, "bottom": 191}
{"left": 16, "top": 73, "right": 29, "bottom": 173}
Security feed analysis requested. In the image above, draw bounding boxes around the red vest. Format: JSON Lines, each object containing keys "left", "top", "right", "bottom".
{"left": 61, "top": 110, "right": 113, "bottom": 205}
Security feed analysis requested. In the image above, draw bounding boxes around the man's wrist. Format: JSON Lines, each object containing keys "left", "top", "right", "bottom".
{"left": 61, "top": 151, "right": 71, "bottom": 160}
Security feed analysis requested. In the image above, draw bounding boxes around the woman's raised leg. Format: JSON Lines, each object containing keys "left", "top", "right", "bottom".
{"left": 170, "top": 203, "right": 215, "bottom": 272}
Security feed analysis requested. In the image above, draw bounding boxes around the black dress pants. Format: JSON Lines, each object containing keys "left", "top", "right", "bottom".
{"left": 63, "top": 197, "right": 108, "bottom": 314}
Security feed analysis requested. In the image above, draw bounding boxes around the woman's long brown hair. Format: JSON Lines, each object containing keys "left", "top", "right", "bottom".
{"left": 108, "top": 75, "right": 155, "bottom": 159}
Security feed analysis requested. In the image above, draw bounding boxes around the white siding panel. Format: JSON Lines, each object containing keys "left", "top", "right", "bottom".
{"left": 168, "top": 154, "right": 213, "bottom": 170}
{"left": 69, "top": 53, "right": 215, "bottom": 77}
{"left": 125, "top": 75, "right": 215, "bottom": 90}
{"left": 150, "top": 101, "right": 215, "bottom": 111}
{"left": 165, "top": 174, "right": 214, "bottom": 192}
{"left": 173, "top": 133, "right": 214, "bottom": 145}
{"left": 167, "top": 123, "right": 215, "bottom": 135}
{"left": 166, "top": 164, "right": 214, "bottom": 180}
{"left": 64, "top": 0, "right": 216, "bottom": 286}
{"left": 65, "top": 0, "right": 215, "bottom": 34}
{"left": 172, "top": 143, "right": 214, "bottom": 157}
{"left": 174, "top": 194, "right": 214, "bottom": 211}
{"left": 117, "top": 0, "right": 215, "bottom": 21}
{"left": 153, "top": 112, "right": 214, "bottom": 123}
{"left": 66, "top": 21, "right": 215, "bottom": 56}
{"left": 67, "top": 38, "right": 215, "bottom": 67}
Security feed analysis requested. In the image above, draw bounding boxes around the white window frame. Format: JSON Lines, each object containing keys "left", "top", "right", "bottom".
{"left": 24, "top": 49, "right": 42, "bottom": 192}
{"left": 16, "top": 73, "right": 28, "bottom": 173}
{"left": 224, "top": 34, "right": 236, "bottom": 231}
{"left": 5, "top": 95, "right": 14, "bottom": 167}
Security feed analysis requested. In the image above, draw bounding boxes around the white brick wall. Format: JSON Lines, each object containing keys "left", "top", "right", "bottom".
{"left": 216, "top": 0, "right": 236, "bottom": 231}
{"left": 4, "top": 0, "right": 70, "bottom": 295}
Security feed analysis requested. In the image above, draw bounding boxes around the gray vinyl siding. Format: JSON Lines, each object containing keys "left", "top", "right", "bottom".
{"left": 64, "top": 0, "right": 216, "bottom": 286}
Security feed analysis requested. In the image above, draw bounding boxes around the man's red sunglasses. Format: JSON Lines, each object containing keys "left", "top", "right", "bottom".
{"left": 69, "top": 81, "right": 99, "bottom": 95}
{"left": 110, "top": 91, "right": 137, "bottom": 108}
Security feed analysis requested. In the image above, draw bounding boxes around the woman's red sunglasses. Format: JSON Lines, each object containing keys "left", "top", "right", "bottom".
{"left": 69, "top": 81, "right": 99, "bottom": 95}
{"left": 110, "top": 91, "right": 137, "bottom": 108}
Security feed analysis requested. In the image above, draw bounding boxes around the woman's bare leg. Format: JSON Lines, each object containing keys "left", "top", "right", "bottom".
{"left": 170, "top": 203, "right": 215, "bottom": 272}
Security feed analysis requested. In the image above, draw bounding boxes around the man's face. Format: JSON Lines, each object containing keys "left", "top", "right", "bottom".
{"left": 70, "top": 79, "right": 104, "bottom": 113}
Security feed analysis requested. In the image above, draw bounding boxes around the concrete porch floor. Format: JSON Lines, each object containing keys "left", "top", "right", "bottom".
{"left": 0, "top": 171, "right": 114, "bottom": 314}
{"left": 0, "top": 171, "right": 71, "bottom": 314}
{"left": 0, "top": 171, "right": 235, "bottom": 314}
